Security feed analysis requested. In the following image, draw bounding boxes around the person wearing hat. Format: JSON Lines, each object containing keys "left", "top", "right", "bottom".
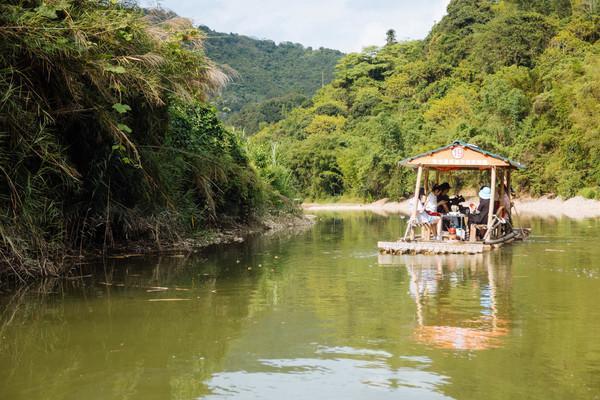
{"left": 468, "top": 186, "right": 492, "bottom": 227}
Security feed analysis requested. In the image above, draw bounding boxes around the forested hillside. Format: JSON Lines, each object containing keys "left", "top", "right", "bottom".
{"left": 251, "top": 0, "right": 599, "bottom": 200}
{"left": 0, "top": 1, "right": 284, "bottom": 278}
{"left": 199, "top": 26, "right": 343, "bottom": 134}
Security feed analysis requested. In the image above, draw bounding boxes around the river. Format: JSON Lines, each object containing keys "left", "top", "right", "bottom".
{"left": 1, "top": 213, "right": 599, "bottom": 399}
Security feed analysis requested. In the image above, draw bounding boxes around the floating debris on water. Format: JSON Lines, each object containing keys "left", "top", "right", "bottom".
{"left": 147, "top": 299, "right": 190, "bottom": 302}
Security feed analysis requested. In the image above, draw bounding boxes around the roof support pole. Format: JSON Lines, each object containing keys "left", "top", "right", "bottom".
{"left": 498, "top": 169, "right": 505, "bottom": 218}
{"left": 423, "top": 168, "right": 430, "bottom": 194}
{"left": 404, "top": 165, "right": 424, "bottom": 241}
{"left": 499, "top": 169, "right": 505, "bottom": 200}
{"left": 486, "top": 166, "right": 497, "bottom": 239}
{"left": 411, "top": 166, "right": 424, "bottom": 220}
{"left": 506, "top": 170, "right": 512, "bottom": 219}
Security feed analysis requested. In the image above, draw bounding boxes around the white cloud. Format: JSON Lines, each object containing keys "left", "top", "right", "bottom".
{"left": 146, "top": 0, "right": 451, "bottom": 52}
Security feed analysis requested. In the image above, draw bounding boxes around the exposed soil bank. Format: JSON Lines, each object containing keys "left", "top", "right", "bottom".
{"left": 303, "top": 196, "right": 600, "bottom": 219}
{"left": 97, "top": 213, "right": 315, "bottom": 256}
{"left": 0, "top": 213, "right": 314, "bottom": 283}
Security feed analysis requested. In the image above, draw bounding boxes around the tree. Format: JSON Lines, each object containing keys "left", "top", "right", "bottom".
{"left": 471, "top": 12, "right": 557, "bottom": 72}
{"left": 386, "top": 29, "right": 397, "bottom": 45}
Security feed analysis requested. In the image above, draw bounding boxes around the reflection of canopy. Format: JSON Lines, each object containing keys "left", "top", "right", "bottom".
{"left": 398, "top": 253, "right": 510, "bottom": 351}
{"left": 413, "top": 325, "right": 508, "bottom": 351}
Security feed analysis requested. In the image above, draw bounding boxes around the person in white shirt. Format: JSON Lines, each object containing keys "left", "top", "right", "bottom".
{"left": 410, "top": 186, "right": 443, "bottom": 240}
{"left": 425, "top": 189, "right": 439, "bottom": 213}
{"left": 425, "top": 185, "right": 444, "bottom": 239}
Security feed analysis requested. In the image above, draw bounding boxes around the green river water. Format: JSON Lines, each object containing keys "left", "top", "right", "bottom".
{"left": 1, "top": 213, "right": 599, "bottom": 399}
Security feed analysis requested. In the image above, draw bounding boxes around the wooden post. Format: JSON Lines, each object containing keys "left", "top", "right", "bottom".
{"left": 435, "top": 170, "right": 440, "bottom": 185}
{"left": 411, "top": 166, "right": 423, "bottom": 220}
{"left": 470, "top": 224, "right": 478, "bottom": 243}
{"left": 499, "top": 169, "right": 504, "bottom": 200}
{"left": 498, "top": 169, "right": 505, "bottom": 218}
{"left": 405, "top": 165, "right": 424, "bottom": 241}
{"left": 506, "top": 170, "right": 512, "bottom": 219}
{"left": 486, "top": 166, "right": 497, "bottom": 238}
{"left": 423, "top": 168, "right": 430, "bottom": 195}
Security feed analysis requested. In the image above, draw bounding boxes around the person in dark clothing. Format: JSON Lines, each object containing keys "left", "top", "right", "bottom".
{"left": 468, "top": 187, "right": 492, "bottom": 225}
{"left": 436, "top": 182, "right": 451, "bottom": 213}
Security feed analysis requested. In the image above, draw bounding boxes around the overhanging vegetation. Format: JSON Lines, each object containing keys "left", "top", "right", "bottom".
{"left": 0, "top": 1, "right": 279, "bottom": 280}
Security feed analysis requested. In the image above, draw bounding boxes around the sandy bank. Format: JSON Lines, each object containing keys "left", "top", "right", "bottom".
{"left": 303, "top": 196, "right": 600, "bottom": 219}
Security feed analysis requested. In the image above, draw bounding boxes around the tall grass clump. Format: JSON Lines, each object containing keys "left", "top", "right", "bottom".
{"left": 0, "top": 1, "right": 265, "bottom": 280}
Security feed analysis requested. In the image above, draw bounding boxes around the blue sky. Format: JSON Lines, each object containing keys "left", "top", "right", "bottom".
{"left": 144, "top": 0, "right": 451, "bottom": 52}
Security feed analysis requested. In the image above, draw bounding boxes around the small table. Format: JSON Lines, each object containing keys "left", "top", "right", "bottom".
{"left": 442, "top": 212, "right": 468, "bottom": 240}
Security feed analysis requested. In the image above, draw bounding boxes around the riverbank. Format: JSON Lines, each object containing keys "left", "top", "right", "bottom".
{"left": 98, "top": 213, "right": 314, "bottom": 256}
{"left": 0, "top": 213, "right": 314, "bottom": 284}
{"left": 303, "top": 196, "right": 600, "bottom": 219}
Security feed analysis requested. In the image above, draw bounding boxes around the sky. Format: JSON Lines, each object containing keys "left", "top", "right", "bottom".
{"left": 143, "top": 0, "right": 451, "bottom": 52}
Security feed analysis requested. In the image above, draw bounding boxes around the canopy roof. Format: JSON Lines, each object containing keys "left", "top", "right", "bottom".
{"left": 400, "top": 141, "right": 525, "bottom": 171}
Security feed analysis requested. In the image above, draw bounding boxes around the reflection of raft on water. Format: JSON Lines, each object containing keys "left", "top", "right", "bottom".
{"left": 378, "top": 141, "right": 531, "bottom": 255}
{"left": 380, "top": 253, "right": 510, "bottom": 350}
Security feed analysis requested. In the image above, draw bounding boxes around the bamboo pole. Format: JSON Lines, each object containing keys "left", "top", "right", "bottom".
{"left": 486, "top": 167, "right": 497, "bottom": 238}
{"left": 499, "top": 169, "right": 504, "bottom": 200}
{"left": 404, "top": 165, "right": 424, "bottom": 240}
{"left": 411, "top": 166, "right": 423, "bottom": 220}
{"left": 423, "top": 168, "right": 430, "bottom": 195}
{"left": 506, "top": 170, "right": 512, "bottom": 219}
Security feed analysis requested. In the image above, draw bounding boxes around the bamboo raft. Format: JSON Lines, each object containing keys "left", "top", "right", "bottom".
{"left": 378, "top": 240, "right": 487, "bottom": 255}
{"left": 378, "top": 228, "right": 530, "bottom": 255}
{"left": 378, "top": 141, "right": 530, "bottom": 255}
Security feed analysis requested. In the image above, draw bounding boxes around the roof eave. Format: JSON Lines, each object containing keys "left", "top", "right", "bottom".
{"left": 398, "top": 140, "right": 526, "bottom": 170}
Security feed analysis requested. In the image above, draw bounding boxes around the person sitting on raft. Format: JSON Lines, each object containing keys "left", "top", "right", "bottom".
{"left": 424, "top": 185, "right": 444, "bottom": 239}
{"left": 499, "top": 184, "right": 512, "bottom": 222}
{"left": 436, "top": 182, "right": 451, "bottom": 213}
{"left": 468, "top": 186, "right": 492, "bottom": 226}
{"left": 409, "top": 187, "right": 443, "bottom": 240}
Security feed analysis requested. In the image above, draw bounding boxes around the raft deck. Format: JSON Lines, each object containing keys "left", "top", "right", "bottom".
{"left": 378, "top": 240, "right": 488, "bottom": 255}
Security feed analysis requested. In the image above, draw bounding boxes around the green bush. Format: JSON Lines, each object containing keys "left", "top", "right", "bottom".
{"left": 578, "top": 187, "right": 598, "bottom": 199}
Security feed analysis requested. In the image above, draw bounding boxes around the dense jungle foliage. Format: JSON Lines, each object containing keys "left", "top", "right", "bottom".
{"left": 251, "top": 0, "right": 600, "bottom": 201}
{"left": 0, "top": 1, "right": 281, "bottom": 279}
{"left": 199, "top": 26, "right": 343, "bottom": 134}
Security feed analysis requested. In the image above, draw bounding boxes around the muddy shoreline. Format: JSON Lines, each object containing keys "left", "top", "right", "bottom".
{"left": 90, "top": 213, "right": 315, "bottom": 257}
{"left": 303, "top": 196, "right": 600, "bottom": 219}
{"left": 0, "top": 213, "right": 315, "bottom": 284}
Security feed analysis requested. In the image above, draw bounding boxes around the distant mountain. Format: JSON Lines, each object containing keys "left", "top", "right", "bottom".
{"left": 199, "top": 26, "right": 344, "bottom": 133}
